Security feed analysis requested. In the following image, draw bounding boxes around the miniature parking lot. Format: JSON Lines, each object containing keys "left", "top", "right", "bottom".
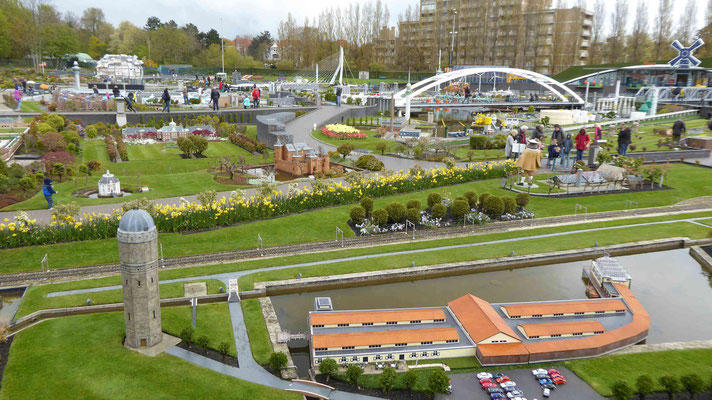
{"left": 437, "top": 367, "right": 603, "bottom": 400}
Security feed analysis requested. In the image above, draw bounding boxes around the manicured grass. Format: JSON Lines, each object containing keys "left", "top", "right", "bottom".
{"left": 15, "top": 279, "right": 225, "bottom": 319}
{"left": 19, "top": 101, "right": 43, "bottom": 113}
{"left": 311, "top": 129, "right": 392, "bottom": 152}
{"left": 564, "top": 349, "right": 712, "bottom": 397}
{"left": 162, "top": 303, "right": 237, "bottom": 357}
{"left": 0, "top": 312, "right": 298, "bottom": 399}
{"left": 241, "top": 299, "right": 273, "bottom": 365}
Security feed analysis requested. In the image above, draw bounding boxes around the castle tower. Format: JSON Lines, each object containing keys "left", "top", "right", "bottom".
{"left": 274, "top": 138, "right": 284, "bottom": 162}
{"left": 118, "top": 209, "right": 162, "bottom": 349}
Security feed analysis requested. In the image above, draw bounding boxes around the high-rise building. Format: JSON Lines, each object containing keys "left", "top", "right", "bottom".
{"left": 377, "top": 0, "right": 592, "bottom": 75}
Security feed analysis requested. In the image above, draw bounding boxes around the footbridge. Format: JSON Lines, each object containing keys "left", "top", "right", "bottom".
{"left": 394, "top": 67, "right": 584, "bottom": 118}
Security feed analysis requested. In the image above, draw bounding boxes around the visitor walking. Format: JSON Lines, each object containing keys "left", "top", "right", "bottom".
{"left": 42, "top": 178, "right": 57, "bottom": 209}
{"left": 112, "top": 85, "right": 120, "bottom": 98}
{"left": 251, "top": 85, "right": 260, "bottom": 108}
{"left": 13, "top": 87, "right": 22, "bottom": 111}
{"left": 335, "top": 85, "right": 343, "bottom": 107}
{"left": 183, "top": 87, "right": 189, "bottom": 105}
{"left": 548, "top": 124, "right": 564, "bottom": 167}
{"left": 464, "top": 85, "right": 471, "bottom": 103}
{"left": 548, "top": 139, "right": 561, "bottom": 171}
{"left": 515, "top": 139, "right": 542, "bottom": 186}
{"left": 561, "top": 132, "right": 574, "bottom": 170}
{"left": 594, "top": 124, "right": 602, "bottom": 140}
{"left": 92, "top": 85, "right": 99, "bottom": 96}
{"left": 243, "top": 96, "right": 251, "bottom": 109}
{"left": 161, "top": 89, "right": 171, "bottom": 113}
{"left": 126, "top": 92, "right": 137, "bottom": 113}
{"left": 617, "top": 123, "right": 632, "bottom": 156}
{"left": 575, "top": 128, "right": 590, "bottom": 161}
{"left": 210, "top": 87, "right": 220, "bottom": 111}
{"left": 505, "top": 129, "right": 517, "bottom": 159}
{"left": 20, "top": 78, "right": 27, "bottom": 93}
{"left": 672, "top": 118, "right": 687, "bottom": 145}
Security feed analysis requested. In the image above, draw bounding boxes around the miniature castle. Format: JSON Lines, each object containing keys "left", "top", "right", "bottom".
{"left": 98, "top": 170, "right": 121, "bottom": 197}
{"left": 273, "top": 139, "right": 330, "bottom": 176}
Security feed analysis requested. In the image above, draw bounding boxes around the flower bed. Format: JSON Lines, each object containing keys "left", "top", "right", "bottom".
{"left": 321, "top": 124, "right": 367, "bottom": 140}
{"left": 228, "top": 133, "right": 267, "bottom": 153}
{"left": 0, "top": 161, "right": 514, "bottom": 249}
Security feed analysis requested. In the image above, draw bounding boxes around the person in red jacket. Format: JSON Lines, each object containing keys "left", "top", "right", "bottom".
{"left": 251, "top": 85, "right": 261, "bottom": 108}
{"left": 574, "top": 127, "right": 590, "bottom": 161}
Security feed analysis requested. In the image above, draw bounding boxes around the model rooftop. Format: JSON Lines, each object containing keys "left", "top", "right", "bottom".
{"left": 309, "top": 308, "right": 446, "bottom": 326}
{"left": 500, "top": 298, "right": 627, "bottom": 318}
{"left": 518, "top": 320, "right": 605, "bottom": 338}
{"left": 592, "top": 256, "right": 632, "bottom": 282}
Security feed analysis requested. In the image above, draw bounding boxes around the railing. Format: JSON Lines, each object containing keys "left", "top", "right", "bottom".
{"left": 575, "top": 203, "right": 588, "bottom": 220}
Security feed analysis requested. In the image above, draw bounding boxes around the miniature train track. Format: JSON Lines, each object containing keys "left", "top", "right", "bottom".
{"left": 2, "top": 201, "right": 711, "bottom": 287}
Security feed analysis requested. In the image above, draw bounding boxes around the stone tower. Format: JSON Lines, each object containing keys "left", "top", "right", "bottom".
{"left": 118, "top": 209, "right": 162, "bottom": 349}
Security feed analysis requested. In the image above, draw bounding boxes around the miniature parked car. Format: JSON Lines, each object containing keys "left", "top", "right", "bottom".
{"left": 503, "top": 386, "right": 520, "bottom": 392}
{"left": 552, "top": 376, "right": 566, "bottom": 385}
{"left": 507, "top": 389, "right": 524, "bottom": 397}
{"left": 541, "top": 383, "right": 556, "bottom": 390}
{"left": 538, "top": 378, "right": 553, "bottom": 385}
{"left": 487, "top": 387, "right": 504, "bottom": 394}
{"left": 494, "top": 373, "right": 507, "bottom": 379}
{"left": 543, "top": 388, "right": 551, "bottom": 397}
{"left": 490, "top": 393, "right": 506, "bottom": 400}
{"left": 501, "top": 381, "right": 517, "bottom": 388}
{"left": 534, "top": 374, "right": 549, "bottom": 380}
{"left": 478, "top": 372, "right": 494, "bottom": 380}
{"left": 532, "top": 368, "right": 548, "bottom": 375}
{"left": 496, "top": 376, "right": 511, "bottom": 383}
{"left": 482, "top": 382, "right": 498, "bottom": 389}
{"left": 547, "top": 368, "right": 561, "bottom": 376}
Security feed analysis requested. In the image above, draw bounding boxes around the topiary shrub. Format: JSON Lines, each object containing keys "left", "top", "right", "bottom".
{"left": 479, "top": 193, "right": 491, "bottom": 209}
{"left": 360, "top": 197, "right": 374, "bottom": 214}
{"left": 464, "top": 191, "right": 478, "bottom": 209}
{"left": 501, "top": 196, "right": 517, "bottom": 214}
{"left": 350, "top": 206, "right": 366, "bottom": 224}
{"left": 406, "top": 199, "right": 421, "bottom": 211}
{"left": 427, "top": 193, "right": 442, "bottom": 208}
{"left": 385, "top": 202, "right": 406, "bottom": 223}
{"left": 516, "top": 192, "right": 530, "bottom": 209}
{"left": 451, "top": 199, "right": 470, "bottom": 220}
{"left": 355, "top": 155, "right": 384, "bottom": 171}
{"left": 372, "top": 208, "right": 388, "bottom": 225}
{"left": 406, "top": 208, "right": 420, "bottom": 224}
{"left": 431, "top": 203, "right": 447, "bottom": 219}
{"left": 483, "top": 196, "right": 505, "bottom": 218}
{"left": 469, "top": 135, "right": 489, "bottom": 149}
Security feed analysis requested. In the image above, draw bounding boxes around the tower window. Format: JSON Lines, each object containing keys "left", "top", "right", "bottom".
{"left": 128, "top": 312, "right": 131, "bottom": 321}
{"left": 151, "top": 277, "right": 154, "bottom": 284}
{"left": 125, "top": 279, "right": 128, "bottom": 285}
{"left": 137, "top": 280, "right": 141, "bottom": 287}
{"left": 153, "top": 310, "right": 156, "bottom": 319}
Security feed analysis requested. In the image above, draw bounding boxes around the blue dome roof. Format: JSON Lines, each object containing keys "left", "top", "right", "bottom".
{"left": 118, "top": 209, "right": 155, "bottom": 233}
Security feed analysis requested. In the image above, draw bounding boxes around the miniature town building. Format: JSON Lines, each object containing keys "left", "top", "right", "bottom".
{"left": 157, "top": 121, "right": 190, "bottom": 141}
{"left": 98, "top": 170, "right": 121, "bottom": 197}
{"left": 96, "top": 54, "right": 144, "bottom": 82}
{"left": 118, "top": 210, "right": 162, "bottom": 349}
{"left": 273, "top": 139, "right": 330, "bottom": 176}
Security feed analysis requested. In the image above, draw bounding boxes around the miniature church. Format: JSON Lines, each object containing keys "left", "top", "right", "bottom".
{"left": 273, "top": 138, "right": 330, "bottom": 177}
{"left": 98, "top": 170, "right": 122, "bottom": 197}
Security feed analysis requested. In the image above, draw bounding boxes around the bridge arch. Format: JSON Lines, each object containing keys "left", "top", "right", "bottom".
{"left": 394, "top": 67, "right": 584, "bottom": 118}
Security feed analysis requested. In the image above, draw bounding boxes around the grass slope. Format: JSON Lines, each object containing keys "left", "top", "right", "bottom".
{"left": 241, "top": 299, "right": 273, "bottom": 365}
{"left": 162, "top": 303, "right": 237, "bottom": 357}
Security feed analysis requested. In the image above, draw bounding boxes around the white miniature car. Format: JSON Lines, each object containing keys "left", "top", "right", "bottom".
{"left": 543, "top": 388, "right": 551, "bottom": 397}
{"left": 532, "top": 368, "right": 547, "bottom": 375}
{"left": 477, "top": 372, "right": 493, "bottom": 380}
{"left": 501, "top": 381, "right": 517, "bottom": 388}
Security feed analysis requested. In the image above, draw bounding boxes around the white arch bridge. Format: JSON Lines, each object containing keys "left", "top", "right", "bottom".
{"left": 394, "top": 67, "right": 585, "bottom": 119}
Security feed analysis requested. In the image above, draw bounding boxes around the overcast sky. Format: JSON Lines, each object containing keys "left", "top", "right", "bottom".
{"left": 51, "top": 0, "right": 706, "bottom": 40}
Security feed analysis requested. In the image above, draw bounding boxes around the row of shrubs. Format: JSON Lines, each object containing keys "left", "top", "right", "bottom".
{"left": 469, "top": 134, "right": 508, "bottom": 150}
{"left": 228, "top": 132, "right": 267, "bottom": 154}
{"left": 350, "top": 192, "right": 531, "bottom": 225}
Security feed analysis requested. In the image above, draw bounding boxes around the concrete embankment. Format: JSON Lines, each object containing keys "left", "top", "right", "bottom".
{"left": 689, "top": 245, "right": 712, "bottom": 273}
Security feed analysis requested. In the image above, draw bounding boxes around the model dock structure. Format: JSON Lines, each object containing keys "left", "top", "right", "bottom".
{"left": 307, "top": 256, "right": 649, "bottom": 367}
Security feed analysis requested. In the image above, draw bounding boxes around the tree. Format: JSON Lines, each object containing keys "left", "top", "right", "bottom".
{"left": 345, "top": 365, "right": 363, "bottom": 388}
{"left": 375, "top": 142, "right": 387, "bottom": 154}
{"left": 40, "top": 132, "right": 67, "bottom": 152}
{"left": 217, "top": 341, "right": 230, "bottom": 361}
{"left": 78, "top": 164, "right": 90, "bottom": 185}
{"left": 402, "top": 369, "right": 418, "bottom": 393}
{"left": 590, "top": 0, "right": 606, "bottom": 64}
{"left": 318, "top": 359, "right": 338, "bottom": 381}
{"left": 188, "top": 135, "right": 208, "bottom": 156}
{"left": 268, "top": 352, "right": 288, "bottom": 372}
{"left": 0, "top": 9, "right": 11, "bottom": 59}
{"left": 658, "top": 375, "right": 680, "bottom": 400}
{"left": 635, "top": 375, "right": 654, "bottom": 400}
{"left": 18, "top": 176, "right": 36, "bottom": 193}
{"left": 51, "top": 163, "right": 66, "bottom": 182}
{"left": 653, "top": 0, "right": 673, "bottom": 59}
{"left": 144, "top": 16, "right": 162, "bottom": 31}
{"left": 628, "top": 2, "right": 650, "bottom": 63}
{"left": 428, "top": 369, "right": 450, "bottom": 396}
{"left": 195, "top": 335, "right": 210, "bottom": 354}
{"left": 197, "top": 28, "right": 220, "bottom": 48}
{"left": 337, "top": 143, "right": 355, "bottom": 158}
{"left": 81, "top": 7, "right": 106, "bottom": 36}
{"left": 177, "top": 136, "right": 194, "bottom": 157}
{"left": 248, "top": 31, "right": 274, "bottom": 61}
{"left": 87, "top": 35, "right": 108, "bottom": 59}
{"left": 379, "top": 367, "right": 396, "bottom": 393}
{"left": 612, "top": 380, "right": 633, "bottom": 400}
{"left": 606, "top": 0, "right": 629, "bottom": 64}
{"left": 676, "top": 0, "right": 699, "bottom": 45}
{"left": 680, "top": 374, "right": 704, "bottom": 399}
{"left": 179, "top": 327, "right": 195, "bottom": 348}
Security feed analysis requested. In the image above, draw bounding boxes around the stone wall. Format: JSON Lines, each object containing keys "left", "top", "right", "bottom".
{"left": 258, "top": 297, "right": 298, "bottom": 379}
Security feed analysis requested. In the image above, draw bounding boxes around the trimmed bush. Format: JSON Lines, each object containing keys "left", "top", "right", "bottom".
{"left": 372, "top": 208, "right": 388, "bottom": 225}
{"left": 464, "top": 191, "right": 478, "bottom": 209}
{"left": 502, "top": 197, "right": 517, "bottom": 214}
{"left": 451, "top": 199, "right": 470, "bottom": 220}
{"left": 427, "top": 193, "right": 442, "bottom": 208}
{"left": 431, "top": 203, "right": 447, "bottom": 219}
{"left": 478, "top": 193, "right": 491, "bottom": 209}
{"left": 516, "top": 192, "right": 530, "bottom": 209}
{"left": 360, "top": 197, "right": 374, "bottom": 214}
{"left": 355, "top": 155, "right": 384, "bottom": 171}
{"left": 469, "top": 135, "right": 489, "bottom": 149}
{"left": 406, "top": 199, "right": 421, "bottom": 211}
{"left": 406, "top": 208, "right": 420, "bottom": 224}
{"left": 349, "top": 206, "right": 366, "bottom": 224}
{"left": 483, "top": 196, "right": 505, "bottom": 218}
{"left": 385, "top": 202, "right": 406, "bottom": 223}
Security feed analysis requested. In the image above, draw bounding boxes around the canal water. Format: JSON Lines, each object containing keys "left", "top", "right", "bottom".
{"left": 271, "top": 249, "right": 712, "bottom": 375}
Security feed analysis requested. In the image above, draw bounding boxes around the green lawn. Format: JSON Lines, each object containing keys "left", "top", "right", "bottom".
{"left": 19, "top": 100, "right": 43, "bottom": 113}
{"left": 312, "top": 129, "right": 392, "bottom": 152}
{"left": 0, "top": 312, "right": 298, "bottom": 399}
{"left": 3, "top": 139, "right": 265, "bottom": 211}
{"left": 241, "top": 299, "right": 273, "bottom": 365}
{"left": 16, "top": 279, "right": 225, "bottom": 319}
{"left": 1, "top": 163, "right": 711, "bottom": 273}
{"left": 162, "top": 303, "right": 237, "bottom": 357}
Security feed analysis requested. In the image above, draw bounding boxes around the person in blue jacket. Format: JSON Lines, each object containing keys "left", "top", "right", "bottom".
{"left": 42, "top": 178, "right": 57, "bottom": 209}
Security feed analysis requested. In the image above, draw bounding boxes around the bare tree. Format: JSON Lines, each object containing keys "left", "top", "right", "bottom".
{"left": 591, "top": 0, "right": 606, "bottom": 64}
{"left": 653, "top": 0, "right": 673, "bottom": 59}
{"left": 606, "top": 0, "right": 628, "bottom": 63}
{"left": 675, "top": 0, "right": 698, "bottom": 44}
{"left": 629, "top": 2, "right": 650, "bottom": 62}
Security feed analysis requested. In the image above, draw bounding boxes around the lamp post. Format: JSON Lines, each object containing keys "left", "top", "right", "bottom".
{"left": 449, "top": 9, "right": 457, "bottom": 69}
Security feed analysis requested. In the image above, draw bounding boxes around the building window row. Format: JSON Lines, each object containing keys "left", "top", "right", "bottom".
{"left": 315, "top": 347, "right": 327, "bottom": 351}
{"left": 337, "top": 323, "right": 349, "bottom": 327}
{"left": 421, "top": 341, "right": 433, "bottom": 345}
{"left": 594, "top": 331, "right": 604, "bottom": 334}
{"left": 445, "top": 339, "right": 459, "bottom": 343}
{"left": 313, "top": 324, "right": 324, "bottom": 328}
{"left": 341, "top": 346, "right": 355, "bottom": 350}
{"left": 410, "top": 320, "right": 421, "bottom": 324}
{"left": 362, "top": 322, "right": 374, "bottom": 326}
{"left": 434, "top": 318, "right": 445, "bottom": 322}
{"left": 369, "top": 345, "right": 381, "bottom": 348}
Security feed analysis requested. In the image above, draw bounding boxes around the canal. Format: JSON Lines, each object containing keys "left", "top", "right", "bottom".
{"left": 270, "top": 250, "right": 712, "bottom": 375}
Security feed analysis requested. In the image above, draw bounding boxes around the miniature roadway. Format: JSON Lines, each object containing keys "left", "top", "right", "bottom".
{"left": 33, "top": 214, "right": 712, "bottom": 399}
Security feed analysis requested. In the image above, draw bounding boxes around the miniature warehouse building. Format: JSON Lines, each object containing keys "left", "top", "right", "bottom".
{"left": 273, "top": 139, "right": 330, "bottom": 177}
{"left": 308, "top": 257, "right": 648, "bottom": 367}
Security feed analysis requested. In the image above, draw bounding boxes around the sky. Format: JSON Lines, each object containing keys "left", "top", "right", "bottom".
{"left": 51, "top": 0, "right": 707, "bottom": 40}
